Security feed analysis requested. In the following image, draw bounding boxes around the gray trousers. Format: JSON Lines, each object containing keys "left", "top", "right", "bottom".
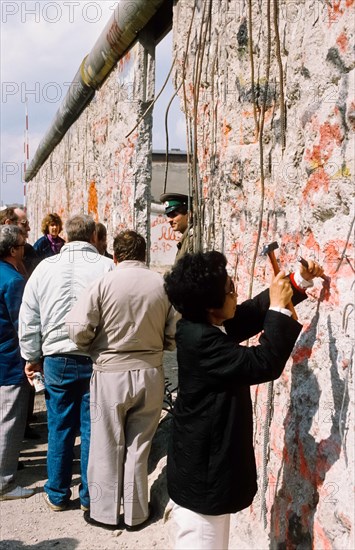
{"left": 0, "top": 383, "right": 29, "bottom": 494}
{"left": 88, "top": 367, "right": 164, "bottom": 526}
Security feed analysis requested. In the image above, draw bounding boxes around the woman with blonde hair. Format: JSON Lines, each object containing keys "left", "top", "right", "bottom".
{"left": 33, "top": 213, "right": 65, "bottom": 261}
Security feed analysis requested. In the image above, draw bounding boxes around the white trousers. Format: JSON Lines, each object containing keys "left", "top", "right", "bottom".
{"left": 171, "top": 501, "right": 231, "bottom": 550}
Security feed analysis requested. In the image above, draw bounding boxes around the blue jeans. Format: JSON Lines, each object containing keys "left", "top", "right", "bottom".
{"left": 43, "top": 354, "right": 92, "bottom": 507}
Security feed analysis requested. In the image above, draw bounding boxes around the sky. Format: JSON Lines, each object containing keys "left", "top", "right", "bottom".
{"left": 0, "top": 0, "right": 186, "bottom": 206}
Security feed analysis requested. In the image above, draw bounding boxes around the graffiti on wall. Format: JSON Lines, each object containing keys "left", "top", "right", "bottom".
{"left": 150, "top": 212, "right": 179, "bottom": 267}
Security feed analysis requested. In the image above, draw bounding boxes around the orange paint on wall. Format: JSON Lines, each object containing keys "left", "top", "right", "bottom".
{"left": 222, "top": 119, "right": 232, "bottom": 148}
{"left": 88, "top": 180, "right": 98, "bottom": 221}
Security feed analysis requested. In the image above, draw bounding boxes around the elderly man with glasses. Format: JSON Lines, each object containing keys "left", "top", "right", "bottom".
{"left": 0, "top": 225, "right": 34, "bottom": 501}
{"left": 0, "top": 207, "right": 41, "bottom": 439}
{"left": 0, "top": 207, "right": 39, "bottom": 277}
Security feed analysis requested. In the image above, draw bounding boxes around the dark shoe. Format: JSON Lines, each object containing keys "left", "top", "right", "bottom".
{"left": 124, "top": 504, "right": 154, "bottom": 531}
{"left": 24, "top": 427, "right": 41, "bottom": 440}
{"left": 0, "top": 486, "right": 35, "bottom": 500}
{"left": 83, "top": 510, "right": 120, "bottom": 530}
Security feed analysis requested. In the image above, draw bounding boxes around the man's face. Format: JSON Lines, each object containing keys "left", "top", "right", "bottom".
{"left": 12, "top": 233, "right": 26, "bottom": 264}
{"left": 14, "top": 208, "right": 30, "bottom": 240}
{"left": 167, "top": 210, "right": 189, "bottom": 234}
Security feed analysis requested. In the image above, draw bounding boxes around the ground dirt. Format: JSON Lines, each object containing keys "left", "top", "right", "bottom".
{"left": 0, "top": 352, "right": 178, "bottom": 550}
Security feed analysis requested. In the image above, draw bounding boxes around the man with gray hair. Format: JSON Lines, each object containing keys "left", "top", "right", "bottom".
{"left": 0, "top": 226, "right": 34, "bottom": 500}
{"left": 19, "top": 214, "right": 113, "bottom": 512}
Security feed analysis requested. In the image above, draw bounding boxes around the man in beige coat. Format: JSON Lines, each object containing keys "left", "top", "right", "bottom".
{"left": 66, "top": 230, "right": 177, "bottom": 530}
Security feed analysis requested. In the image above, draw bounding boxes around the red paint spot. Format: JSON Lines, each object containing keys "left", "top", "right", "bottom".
{"left": 92, "top": 117, "right": 108, "bottom": 145}
{"left": 336, "top": 32, "right": 348, "bottom": 52}
{"left": 302, "top": 168, "right": 330, "bottom": 199}
{"left": 303, "top": 121, "right": 343, "bottom": 202}
{"left": 348, "top": 101, "right": 355, "bottom": 131}
{"left": 106, "top": 20, "right": 123, "bottom": 49}
{"left": 301, "top": 504, "right": 313, "bottom": 530}
{"left": 323, "top": 239, "right": 354, "bottom": 278}
{"left": 118, "top": 51, "right": 131, "bottom": 72}
{"left": 283, "top": 443, "right": 291, "bottom": 465}
{"left": 303, "top": 230, "right": 321, "bottom": 257}
{"left": 316, "top": 440, "right": 342, "bottom": 485}
{"left": 327, "top": 1, "right": 347, "bottom": 25}
{"left": 298, "top": 438, "right": 310, "bottom": 480}
{"left": 314, "top": 520, "right": 333, "bottom": 550}
{"left": 292, "top": 346, "right": 312, "bottom": 364}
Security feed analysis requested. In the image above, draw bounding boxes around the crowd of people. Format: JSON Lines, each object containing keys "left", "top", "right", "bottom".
{"left": 0, "top": 199, "right": 324, "bottom": 549}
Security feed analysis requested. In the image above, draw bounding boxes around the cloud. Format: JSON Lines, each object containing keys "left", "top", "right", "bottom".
{"left": 1, "top": 1, "right": 186, "bottom": 205}
{"left": 1, "top": 1, "right": 115, "bottom": 204}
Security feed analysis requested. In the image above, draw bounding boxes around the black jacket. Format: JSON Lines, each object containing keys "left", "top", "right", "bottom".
{"left": 22, "top": 243, "right": 39, "bottom": 278}
{"left": 33, "top": 235, "right": 65, "bottom": 261}
{"left": 167, "top": 289, "right": 304, "bottom": 515}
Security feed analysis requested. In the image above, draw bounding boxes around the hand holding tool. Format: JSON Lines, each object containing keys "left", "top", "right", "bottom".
{"left": 261, "top": 241, "right": 298, "bottom": 320}
{"left": 297, "top": 256, "right": 330, "bottom": 283}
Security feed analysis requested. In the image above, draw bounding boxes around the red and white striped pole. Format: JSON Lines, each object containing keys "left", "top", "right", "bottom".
{"left": 23, "top": 100, "right": 29, "bottom": 211}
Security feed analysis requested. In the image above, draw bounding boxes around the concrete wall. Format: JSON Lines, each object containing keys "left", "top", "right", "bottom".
{"left": 150, "top": 204, "right": 178, "bottom": 269}
{"left": 27, "top": 33, "right": 155, "bottom": 252}
{"left": 26, "top": 0, "right": 354, "bottom": 548}
{"left": 171, "top": 1, "right": 354, "bottom": 548}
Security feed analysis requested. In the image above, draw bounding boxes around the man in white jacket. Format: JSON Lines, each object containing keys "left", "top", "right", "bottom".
{"left": 66, "top": 230, "right": 177, "bottom": 530}
{"left": 19, "top": 214, "right": 113, "bottom": 512}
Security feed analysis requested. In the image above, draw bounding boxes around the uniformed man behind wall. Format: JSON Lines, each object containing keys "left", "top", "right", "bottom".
{"left": 160, "top": 193, "right": 193, "bottom": 262}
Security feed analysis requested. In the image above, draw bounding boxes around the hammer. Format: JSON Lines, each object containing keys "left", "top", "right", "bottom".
{"left": 261, "top": 241, "right": 298, "bottom": 320}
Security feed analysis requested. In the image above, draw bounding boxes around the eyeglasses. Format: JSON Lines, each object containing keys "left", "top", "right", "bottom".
{"left": 13, "top": 243, "right": 25, "bottom": 248}
{"left": 225, "top": 280, "right": 236, "bottom": 296}
{"left": 18, "top": 219, "right": 30, "bottom": 226}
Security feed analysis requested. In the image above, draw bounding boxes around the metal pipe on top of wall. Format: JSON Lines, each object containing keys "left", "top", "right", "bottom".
{"left": 25, "top": 0, "right": 166, "bottom": 182}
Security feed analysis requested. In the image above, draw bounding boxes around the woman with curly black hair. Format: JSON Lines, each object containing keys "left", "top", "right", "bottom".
{"left": 33, "top": 213, "right": 65, "bottom": 261}
{"left": 164, "top": 251, "right": 324, "bottom": 549}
